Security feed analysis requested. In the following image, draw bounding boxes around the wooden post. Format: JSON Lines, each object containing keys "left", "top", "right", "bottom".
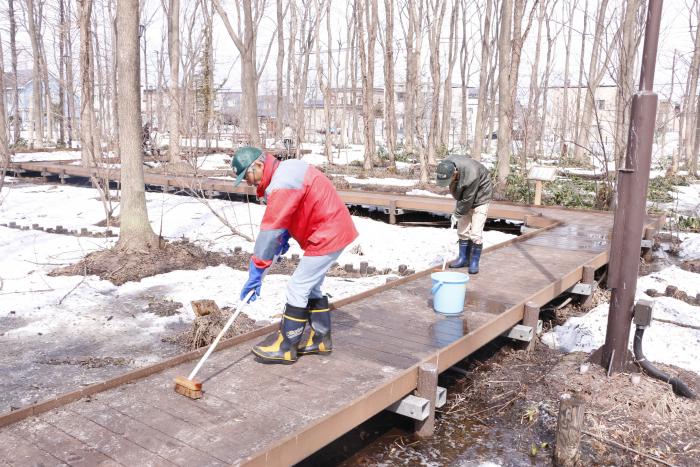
{"left": 580, "top": 265, "right": 595, "bottom": 309}
{"left": 522, "top": 301, "right": 540, "bottom": 351}
{"left": 534, "top": 180, "right": 543, "bottom": 205}
{"left": 554, "top": 393, "right": 585, "bottom": 467}
{"left": 389, "top": 200, "right": 397, "bottom": 224}
{"left": 642, "top": 227, "right": 656, "bottom": 262}
{"left": 414, "top": 363, "right": 438, "bottom": 438}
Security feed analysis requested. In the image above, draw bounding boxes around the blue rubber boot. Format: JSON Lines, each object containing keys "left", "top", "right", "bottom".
{"left": 449, "top": 240, "right": 471, "bottom": 268}
{"left": 469, "top": 243, "right": 483, "bottom": 274}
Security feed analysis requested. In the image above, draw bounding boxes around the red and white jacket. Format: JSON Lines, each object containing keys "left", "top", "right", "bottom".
{"left": 251, "top": 154, "right": 358, "bottom": 268}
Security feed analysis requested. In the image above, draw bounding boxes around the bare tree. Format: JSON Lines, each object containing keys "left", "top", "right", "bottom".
{"left": 116, "top": 0, "right": 158, "bottom": 251}
{"left": 0, "top": 33, "right": 9, "bottom": 168}
{"left": 165, "top": 0, "right": 181, "bottom": 161}
{"left": 58, "top": 0, "right": 68, "bottom": 145}
{"left": 26, "top": 0, "right": 44, "bottom": 148}
{"left": 612, "top": 0, "right": 642, "bottom": 173}
{"left": 559, "top": 0, "right": 575, "bottom": 156}
{"left": 523, "top": 0, "right": 546, "bottom": 165}
{"left": 286, "top": 2, "right": 298, "bottom": 129}
{"left": 357, "top": 0, "right": 379, "bottom": 169}
{"left": 440, "top": 0, "right": 460, "bottom": 148}
{"left": 538, "top": 3, "right": 560, "bottom": 157}
{"left": 572, "top": 0, "right": 589, "bottom": 151}
{"left": 382, "top": 0, "right": 397, "bottom": 168}
{"left": 494, "top": 0, "right": 514, "bottom": 197}
{"left": 79, "top": 0, "right": 99, "bottom": 166}
{"left": 276, "top": 0, "right": 285, "bottom": 135}
{"left": 683, "top": 0, "right": 700, "bottom": 175}
{"left": 572, "top": 0, "right": 610, "bottom": 164}
{"left": 404, "top": 0, "right": 423, "bottom": 155}
{"left": 472, "top": 0, "right": 494, "bottom": 160}
{"left": 65, "top": 0, "right": 77, "bottom": 145}
{"left": 213, "top": 0, "right": 265, "bottom": 147}
{"left": 458, "top": 0, "right": 475, "bottom": 149}
{"left": 315, "top": 0, "right": 332, "bottom": 162}
{"left": 8, "top": 0, "right": 21, "bottom": 145}
{"left": 426, "top": 0, "right": 446, "bottom": 165}
{"left": 667, "top": 49, "right": 679, "bottom": 175}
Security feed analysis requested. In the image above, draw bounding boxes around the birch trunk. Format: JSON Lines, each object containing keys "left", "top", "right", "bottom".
{"left": 383, "top": 0, "right": 397, "bottom": 167}
{"left": 573, "top": 0, "right": 609, "bottom": 164}
{"left": 0, "top": 35, "right": 8, "bottom": 164}
{"left": 26, "top": 0, "right": 44, "bottom": 148}
{"left": 560, "top": 0, "right": 575, "bottom": 156}
{"left": 440, "top": 1, "right": 460, "bottom": 148}
{"left": 494, "top": 0, "right": 514, "bottom": 197}
{"left": 66, "top": 0, "right": 77, "bottom": 145}
{"left": 683, "top": 1, "right": 700, "bottom": 173}
{"left": 276, "top": 0, "right": 285, "bottom": 134}
{"left": 426, "top": 0, "right": 446, "bottom": 165}
{"left": 458, "top": 0, "right": 471, "bottom": 149}
{"left": 79, "top": 0, "right": 97, "bottom": 166}
{"left": 116, "top": 0, "right": 157, "bottom": 251}
{"left": 8, "top": 0, "right": 21, "bottom": 144}
{"left": 573, "top": 0, "right": 589, "bottom": 154}
{"left": 167, "top": 0, "right": 181, "bottom": 161}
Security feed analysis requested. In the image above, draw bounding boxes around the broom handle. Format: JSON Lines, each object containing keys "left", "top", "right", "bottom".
{"left": 187, "top": 255, "right": 278, "bottom": 381}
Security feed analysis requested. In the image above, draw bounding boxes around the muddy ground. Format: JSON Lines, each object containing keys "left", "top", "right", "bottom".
{"left": 302, "top": 341, "right": 699, "bottom": 466}
{"left": 49, "top": 239, "right": 385, "bottom": 286}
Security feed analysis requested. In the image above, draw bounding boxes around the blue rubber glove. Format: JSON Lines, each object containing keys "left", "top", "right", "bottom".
{"left": 276, "top": 231, "right": 291, "bottom": 256}
{"left": 240, "top": 260, "right": 266, "bottom": 303}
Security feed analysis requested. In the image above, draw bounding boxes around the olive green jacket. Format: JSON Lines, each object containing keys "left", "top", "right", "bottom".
{"left": 446, "top": 154, "right": 493, "bottom": 216}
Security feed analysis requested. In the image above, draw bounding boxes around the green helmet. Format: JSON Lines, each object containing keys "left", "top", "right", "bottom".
{"left": 231, "top": 146, "right": 263, "bottom": 186}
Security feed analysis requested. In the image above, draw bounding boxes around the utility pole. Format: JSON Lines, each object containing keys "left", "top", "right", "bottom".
{"left": 597, "top": 0, "right": 662, "bottom": 373}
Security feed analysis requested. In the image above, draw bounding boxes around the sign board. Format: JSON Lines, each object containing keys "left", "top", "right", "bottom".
{"left": 527, "top": 166, "right": 558, "bottom": 182}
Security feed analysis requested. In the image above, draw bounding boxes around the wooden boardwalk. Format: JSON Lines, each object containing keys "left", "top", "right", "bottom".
{"left": 2, "top": 163, "right": 663, "bottom": 465}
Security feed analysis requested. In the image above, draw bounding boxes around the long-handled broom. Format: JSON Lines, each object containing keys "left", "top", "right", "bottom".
{"left": 174, "top": 256, "right": 278, "bottom": 399}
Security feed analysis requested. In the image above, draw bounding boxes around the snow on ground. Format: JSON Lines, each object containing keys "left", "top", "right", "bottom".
{"left": 338, "top": 175, "right": 417, "bottom": 187}
{"left": 11, "top": 150, "right": 81, "bottom": 162}
{"left": 660, "top": 183, "right": 700, "bottom": 217}
{"left": 542, "top": 234, "right": 700, "bottom": 375}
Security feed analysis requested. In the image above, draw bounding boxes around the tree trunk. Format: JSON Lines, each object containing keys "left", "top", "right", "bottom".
{"left": 212, "top": 0, "right": 263, "bottom": 147}
{"left": 79, "top": 0, "right": 97, "bottom": 166}
{"left": 26, "top": 0, "right": 44, "bottom": 148}
{"left": 276, "top": 0, "right": 285, "bottom": 135}
{"left": 477, "top": 3, "right": 497, "bottom": 157}
{"left": 167, "top": 0, "right": 181, "bottom": 161}
{"left": 524, "top": 0, "right": 545, "bottom": 167}
{"left": 116, "top": 0, "right": 158, "bottom": 251}
{"left": 285, "top": 3, "right": 297, "bottom": 127}
{"left": 494, "top": 0, "right": 514, "bottom": 198}
{"left": 560, "top": 0, "right": 575, "bottom": 156}
{"left": 8, "top": 0, "right": 21, "bottom": 144}
{"left": 0, "top": 35, "right": 8, "bottom": 164}
{"left": 573, "top": 0, "right": 589, "bottom": 154}
{"left": 66, "top": 0, "right": 77, "bottom": 145}
{"left": 426, "top": 0, "right": 446, "bottom": 166}
{"left": 357, "top": 0, "right": 378, "bottom": 170}
{"left": 458, "top": 0, "right": 471, "bottom": 149}
{"left": 440, "top": 1, "right": 460, "bottom": 149}
{"left": 404, "top": 0, "right": 421, "bottom": 154}
{"left": 667, "top": 50, "right": 679, "bottom": 175}
{"left": 539, "top": 9, "right": 557, "bottom": 158}
{"left": 613, "top": 0, "right": 641, "bottom": 172}
{"left": 58, "top": 0, "right": 67, "bottom": 145}
{"left": 315, "top": 0, "right": 332, "bottom": 162}
{"left": 683, "top": 1, "right": 700, "bottom": 173}
{"left": 573, "top": 0, "right": 609, "bottom": 164}
{"left": 383, "top": 0, "right": 396, "bottom": 168}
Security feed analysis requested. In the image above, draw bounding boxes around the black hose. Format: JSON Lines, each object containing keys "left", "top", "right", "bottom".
{"left": 633, "top": 326, "right": 696, "bottom": 398}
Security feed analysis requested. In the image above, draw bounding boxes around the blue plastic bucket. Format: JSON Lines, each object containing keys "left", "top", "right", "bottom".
{"left": 430, "top": 271, "right": 469, "bottom": 315}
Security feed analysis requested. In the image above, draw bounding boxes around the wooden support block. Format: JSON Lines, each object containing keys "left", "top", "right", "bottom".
{"left": 359, "top": 261, "right": 368, "bottom": 275}
{"left": 580, "top": 265, "right": 595, "bottom": 309}
{"left": 190, "top": 299, "right": 220, "bottom": 317}
{"left": 344, "top": 263, "right": 354, "bottom": 273}
{"left": 398, "top": 264, "right": 408, "bottom": 275}
{"left": 389, "top": 200, "right": 397, "bottom": 224}
{"left": 554, "top": 393, "right": 585, "bottom": 467}
{"left": 522, "top": 301, "right": 540, "bottom": 351}
{"left": 414, "top": 363, "right": 438, "bottom": 438}
{"left": 642, "top": 228, "right": 656, "bottom": 262}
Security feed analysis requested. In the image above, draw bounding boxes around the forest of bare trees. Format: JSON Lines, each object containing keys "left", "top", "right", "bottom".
{"left": 1, "top": 0, "right": 700, "bottom": 204}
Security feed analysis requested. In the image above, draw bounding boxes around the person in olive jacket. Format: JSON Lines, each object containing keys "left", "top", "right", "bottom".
{"left": 436, "top": 154, "right": 493, "bottom": 273}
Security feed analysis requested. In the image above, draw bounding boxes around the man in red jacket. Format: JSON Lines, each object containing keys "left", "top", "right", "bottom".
{"left": 231, "top": 146, "right": 359, "bottom": 364}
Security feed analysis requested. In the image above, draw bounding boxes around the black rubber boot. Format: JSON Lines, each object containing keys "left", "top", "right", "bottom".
{"left": 252, "top": 303, "right": 308, "bottom": 364}
{"left": 469, "top": 243, "right": 483, "bottom": 274}
{"left": 298, "top": 296, "right": 332, "bottom": 355}
{"left": 449, "top": 240, "right": 472, "bottom": 268}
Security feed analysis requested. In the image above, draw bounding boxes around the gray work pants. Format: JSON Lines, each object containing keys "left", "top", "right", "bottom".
{"left": 286, "top": 249, "right": 344, "bottom": 308}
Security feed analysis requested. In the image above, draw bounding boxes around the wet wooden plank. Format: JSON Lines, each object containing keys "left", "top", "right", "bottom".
{"left": 0, "top": 429, "right": 68, "bottom": 467}
{"left": 8, "top": 420, "right": 120, "bottom": 467}
{"left": 38, "top": 409, "right": 176, "bottom": 466}
{"left": 73, "top": 400, "right": 227, "bottom": 466}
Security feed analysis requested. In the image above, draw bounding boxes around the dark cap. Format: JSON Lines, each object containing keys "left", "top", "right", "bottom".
{"left": 436, "top": 160, "right": 456, "bottom": 187}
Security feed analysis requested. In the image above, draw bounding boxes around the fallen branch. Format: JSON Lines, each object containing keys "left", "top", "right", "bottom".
{"left": 58, "top": 265, "right": 88, "bottom": 305}
{"left": 582, "top": 430, "right": 678, "bottom": 467}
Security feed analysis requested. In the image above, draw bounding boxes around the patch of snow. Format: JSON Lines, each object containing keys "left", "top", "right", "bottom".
{"left": 677, "top": 233, "right": 700, "bottom": 260}
{"left": 542, "top": 265, "right": 700, "bottom": 375}
{"left": 12, "top": 151, "right": 81, "bottom": 162}
{"left": 340, "top": 175, "right": 417, "bottom": 187}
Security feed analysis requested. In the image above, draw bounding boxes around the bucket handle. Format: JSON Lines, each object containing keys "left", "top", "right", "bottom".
{"left": 431, "top": 281, "right": 444, "bottom": 296}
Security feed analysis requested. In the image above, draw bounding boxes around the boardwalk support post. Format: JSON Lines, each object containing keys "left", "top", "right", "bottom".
{"left": 523, "top": 302, "right": 540, "bottom": 351}
{"left": 414, "top": 363, "right": 438, "bottom": 438}
{"left": 580, "top": 266, "right": 595, "bottom": 309}
{"left": 642, "top": 228, "right": 656, "bottom": 262}
{"left": 389, "top": 200, "right": 397, "bottom": 224}
{"left": 554, "top": 393, "right": 585, "bottom": 467}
